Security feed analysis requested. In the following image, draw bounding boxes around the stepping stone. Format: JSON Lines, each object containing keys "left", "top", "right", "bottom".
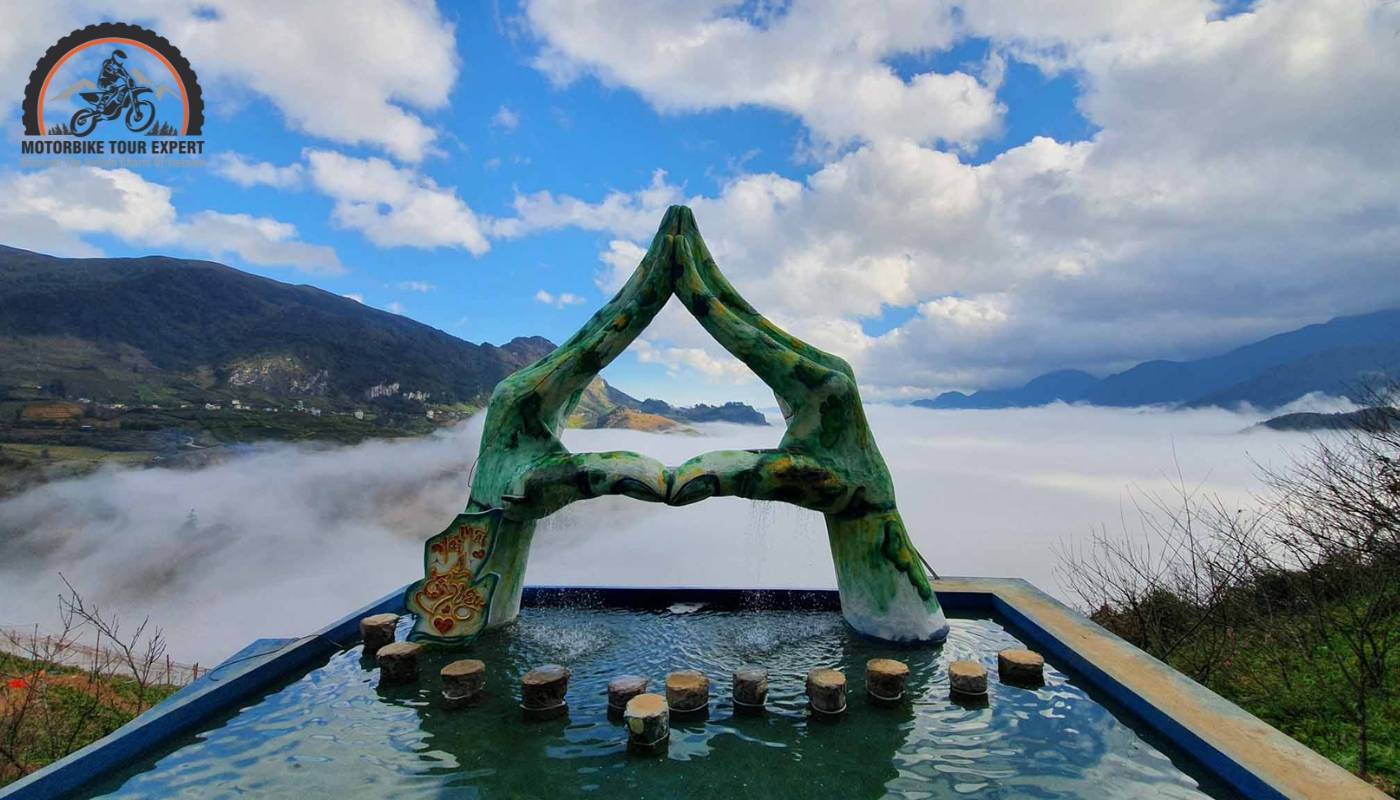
{"left": 998, "top": 649, "right": 1045, "bottom": 686}
{"left": 441, "top": 659, "right": 486, "bottom": 709}
{"left": 866, "top": 658, "right": 910, "bottom": 706}
{"left": 732, "top": 665, "right": 768, "bottom": 713}
{"left": 376, "top": 641, "right": 422, "bottom": 686}
{"left": 806, "top": 667, "right": 847, "bottom": 716}
{"left": 608, "top": 674, "right": 649, "bottom": 713}
{"left": 665, "top": 669, "right": 710, "bottom": 715}
{"left": 359, "top": 613, "right": 398, "bottom": 658}
{"left": 624, "top": 693, "right": 670, "bottom": 755}
{"left": 948, "top": 659, "right": 987, "bottom": 697}
{"left": 521, "top": 664, "right": 570, "bottom": 720}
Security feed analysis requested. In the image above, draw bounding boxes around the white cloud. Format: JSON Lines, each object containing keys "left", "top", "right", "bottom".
{"left": 491, "top": 169, "right": 682, "bottom": 240}
{"left": 492, "top": 105, "right": 520, "bottom": 130}
{"left": 4, "top": 164, "right": 176, "bottom": 239}
{"left": 596, "top": 239, "right": 647, "bottom": 293}
{"left": 525, "top": 0, "right": 1002, "bottom": 150}
{"left": 920, "top": 296, "right": 1009, "bottom": 329}
{"left": 0, "top": 1, "right": 459, "bottom": 162}
{"left": 212, "top": 152, "right": 306, "bottom": 190}
{"left": 0, "top": 165, "right": 341, "bottom": 274}
{"left": 397, "top": 280, "right": 437, "bottom": 293}
{"left": 305, "top": 149, "right": 490, "bottom": 254}
{"left": 512, "top": 0, "right": 1400, "bottom": 398}
{"left": 208, "top": 147, "right": 496, "bottom": 257}
{"left": 343, "top": 293, "right": 364, "bottom": 304}
{"left": 632, "top": 339, "right": 752, "bottom": 383}
{"left": 385, "top": 301, "right": 406, "bottom": 314}
{"left": 180, "top": 211, "right": 342, "bottom": 275}
{"left": 534, "top": 288, "right": 585, "bottom": 309}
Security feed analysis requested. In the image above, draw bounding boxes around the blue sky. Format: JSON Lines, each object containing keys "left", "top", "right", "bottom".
{"left": 3, "top": 0, "right": 1398, "bottom": 407}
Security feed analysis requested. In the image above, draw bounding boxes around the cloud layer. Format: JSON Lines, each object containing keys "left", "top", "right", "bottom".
{"left": 0, "top": 403, "right": 1326, "bottom": 664}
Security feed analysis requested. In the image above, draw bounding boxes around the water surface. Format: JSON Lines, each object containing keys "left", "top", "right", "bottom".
{"left": 90, "top": 608, "right": 1237, "bottom": 799}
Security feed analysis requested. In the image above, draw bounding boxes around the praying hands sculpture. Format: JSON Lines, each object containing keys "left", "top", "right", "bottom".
{"left": 405, "top": 206, "right": 948, "bottom": 645}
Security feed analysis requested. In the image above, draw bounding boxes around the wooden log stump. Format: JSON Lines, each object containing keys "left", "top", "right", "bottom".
{"left": 806, "top": 667, "right": 847, "bottom": 717}
{"left": 732, "top": 665, "right": 768, "bottom": 713}
{"left": 665, "top": 669, "right": 710, "bottom": 716}
{"left": 608, "top": 674, "right": 649, "bottom": 714}
{"left": 998, "top": 649, "right": 1045, "bottom": 686}
{"left": 359, "top": 613, "right": 398, "bottom": 658}
{"left": 866, "top": 658, "right": 910, "bottom": 707}
{"left": 376, "top": 641, "right": 422, "bottom": 686}
{"left": 948, "top": 660, "right": 987, "bottom": 697}
{"left": 624, "top": 693, "right": 670, "bottom": 755}
{"left": 521, "top": 664, "right": 570, "bottom": 720}
{"left": 441, "top": 659, "right": 486, "bottom": 709}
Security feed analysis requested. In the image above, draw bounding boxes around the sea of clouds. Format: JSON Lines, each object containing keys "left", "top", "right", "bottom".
{"left": 0, "top": 397, "right": 1353, "bottom": 664}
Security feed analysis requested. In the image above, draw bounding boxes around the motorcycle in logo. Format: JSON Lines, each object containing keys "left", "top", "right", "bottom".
{"left": 69, "top": 49, "right": 157, "bottom": 136}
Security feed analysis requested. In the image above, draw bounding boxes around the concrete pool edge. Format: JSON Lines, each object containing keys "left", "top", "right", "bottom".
{"left": 0, "top": 580, "right": 1382, "bottom": 800}
{"left": 932, "top": 577, "right": 1384, "bottom": 800}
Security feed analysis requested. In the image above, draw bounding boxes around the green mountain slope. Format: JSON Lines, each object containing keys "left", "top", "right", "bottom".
{"left": 0, "top": 245, "right": 553, "bottom": 409}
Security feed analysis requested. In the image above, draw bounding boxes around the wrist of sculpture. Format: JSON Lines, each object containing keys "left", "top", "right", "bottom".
{"left": 825, "top": 510, "right": 947, "bottom": 642}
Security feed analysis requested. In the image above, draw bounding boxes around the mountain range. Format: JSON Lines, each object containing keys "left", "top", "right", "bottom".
{"left": 566, "top": 376, "right": 768, "bottom": 433}
{"left": 0, "top": 245, "right": 765, "bottom": 494}
{"left": 917, "top": 309, "right": 1400, "bottom": 411}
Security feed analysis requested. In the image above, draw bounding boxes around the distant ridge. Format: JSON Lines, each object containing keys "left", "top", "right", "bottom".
{"left": 915, "top": 309, "right": 1400, "bottom": 411}
{"left": 1257, "top": 406, "right": 1399, "bottom": 433}
{"left": 922, "top": 370, "right": 1097, "bottom": 410}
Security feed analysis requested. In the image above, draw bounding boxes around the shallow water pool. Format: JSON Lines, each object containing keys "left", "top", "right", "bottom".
{"left": 87, "top": 607, "right": 1237, "bottom": 799}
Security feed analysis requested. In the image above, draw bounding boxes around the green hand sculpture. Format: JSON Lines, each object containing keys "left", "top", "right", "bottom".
{"left": 405, "top": 206, "right": 948, "bottom": 645}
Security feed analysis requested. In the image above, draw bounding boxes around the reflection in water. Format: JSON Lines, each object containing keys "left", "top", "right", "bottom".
{"left": 90, "top": 609, "right": 1237, "bottom": 799}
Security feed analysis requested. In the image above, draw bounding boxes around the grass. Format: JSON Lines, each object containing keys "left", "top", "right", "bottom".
{"left": 0, "top": 443, "right": 155, "bottom": 499}
{"left": 0, "top": 652, "right": 181, "bottom": 787}
{"left": 1205, "top": 626, "right": 1399, "bottom": 795}
{"left": 0, "top": 443, "right": 152, "bottom": 464}
{"left": 1097, "top": 597, "right": 1400, "bottom": 795}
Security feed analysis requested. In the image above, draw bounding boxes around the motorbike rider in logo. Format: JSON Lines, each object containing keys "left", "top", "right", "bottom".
{"left": 68, "top": 47, "right": 156, "bottom": 136}
{"left": 96, "top": 49, "right": 133, "bottom": 111}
